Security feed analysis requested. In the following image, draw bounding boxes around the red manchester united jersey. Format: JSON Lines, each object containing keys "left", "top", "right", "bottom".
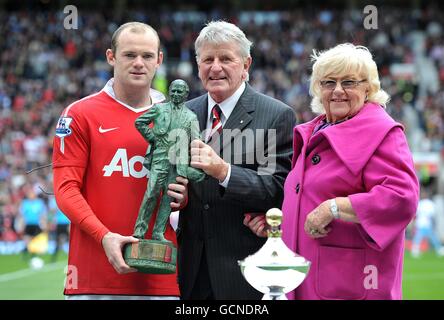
{"left": 53, "top": 79, "right": 180, "bottom": 296}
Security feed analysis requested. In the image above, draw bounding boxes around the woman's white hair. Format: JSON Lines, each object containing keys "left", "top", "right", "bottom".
{"left": 309, "top": 43, "right": 390, "bottom": 114}
{"left": 195, "top": 20, "right": 252, "bottom": 81}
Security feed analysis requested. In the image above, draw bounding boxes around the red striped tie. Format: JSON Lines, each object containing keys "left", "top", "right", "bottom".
{"left": 208, "top": 104, "right": 222, "bottom": 142}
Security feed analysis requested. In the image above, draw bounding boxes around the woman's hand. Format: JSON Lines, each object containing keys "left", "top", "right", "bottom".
{"left": 304, "top": 200, "right": 333, "bottom": 239}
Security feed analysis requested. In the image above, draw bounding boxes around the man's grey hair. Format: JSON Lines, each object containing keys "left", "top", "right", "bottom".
{"left": 195, "top": 21, "right": 252, "bottom": 81}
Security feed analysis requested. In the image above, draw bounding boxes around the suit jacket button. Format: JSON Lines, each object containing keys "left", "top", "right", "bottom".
{"left": 203, "top": 204, "right": 210, "bottom": 210}
{"left": 295, "top": 183, "right": 300, "bottom": 194}
{"left": 311, "top": 154, "right": 321, "bottom": 165}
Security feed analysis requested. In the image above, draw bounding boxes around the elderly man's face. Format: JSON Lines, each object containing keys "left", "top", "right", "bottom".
{"left": 197, "top": 42, "right": 251, "bottom": 103}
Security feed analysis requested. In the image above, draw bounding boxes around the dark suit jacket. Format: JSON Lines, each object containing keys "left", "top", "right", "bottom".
{"left": 177, "top": 84, "right": 296, "bottom": 300}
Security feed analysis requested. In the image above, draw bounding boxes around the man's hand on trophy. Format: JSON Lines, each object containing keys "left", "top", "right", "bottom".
{"left": 243, "top": 213, "right": 268, "bottom": 238}
{"left": 102, "top": 232, "right": 139, "bottom": 274}
{"left": 186, "top": 167, "right": 206, "bottom": 183}
{"left": 190, "top": 139, "right": 228, "bottom": 182}
{"left": 167, "top": 176, "right": 189, "bottom": 210}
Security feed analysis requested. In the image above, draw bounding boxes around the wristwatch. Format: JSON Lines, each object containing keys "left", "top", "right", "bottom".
{"left": 330, "top": 198, "right": 339, "bottom": 219}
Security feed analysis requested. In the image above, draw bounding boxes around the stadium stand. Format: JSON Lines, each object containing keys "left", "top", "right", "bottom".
{"left": 1, "top": 3, "right": 444, "bottom": 247}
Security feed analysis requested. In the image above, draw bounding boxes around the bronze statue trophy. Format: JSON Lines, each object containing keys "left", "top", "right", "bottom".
{"left": 124, "top": 79, "right": 205, "bottom": 273}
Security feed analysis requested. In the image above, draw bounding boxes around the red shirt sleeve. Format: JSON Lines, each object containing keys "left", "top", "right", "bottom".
{"left": 52, "top": 107, "right": 109, "bottom": 244}
{"left": 53, "top": 166, "right": 109, "bottom": 244}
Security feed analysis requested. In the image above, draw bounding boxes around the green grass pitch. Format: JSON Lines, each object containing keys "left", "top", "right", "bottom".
{"left": 0, "top": 251, "right": 443, "bottom": 299}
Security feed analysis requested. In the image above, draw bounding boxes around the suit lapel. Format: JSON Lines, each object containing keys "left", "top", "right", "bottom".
{"left": 189, "top": 95, "right": 208, "bottom": 134}
{"left": 186, "top": 85, "right": 256, "bottom": 152}
{"left": 221, "top": 84, "right": 255, "bottom": 151}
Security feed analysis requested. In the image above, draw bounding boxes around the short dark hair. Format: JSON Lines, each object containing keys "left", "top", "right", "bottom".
{"left": 111, "top": 22, "right": 160, "bottom": 54}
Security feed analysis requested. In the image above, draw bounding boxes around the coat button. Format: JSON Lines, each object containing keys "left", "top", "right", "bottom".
{"left": 311, "top": 154, "right": 321, "bottom": 165}
{"left": 203, "top": 204, "right": 210, "bottom": 210}
{"left": 295, "top": 183, "right": 300, "bottom": 194}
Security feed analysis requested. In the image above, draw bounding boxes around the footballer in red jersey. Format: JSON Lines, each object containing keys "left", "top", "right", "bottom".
{"left": 52, "top": 22, "right": 187, "bottom": 298}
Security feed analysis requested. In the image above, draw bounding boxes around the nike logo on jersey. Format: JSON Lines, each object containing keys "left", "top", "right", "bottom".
{"left": 99, "top": 126, "right": 119, "bottom": 133}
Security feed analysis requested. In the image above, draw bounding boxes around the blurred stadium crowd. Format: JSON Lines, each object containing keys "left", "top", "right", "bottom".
{"left": 1, "top": 4, "right": 444, "bottom": 247}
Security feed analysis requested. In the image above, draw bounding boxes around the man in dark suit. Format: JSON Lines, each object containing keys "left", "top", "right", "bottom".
{"left": 177, "top": 21, "right": 296, "bottom": 300}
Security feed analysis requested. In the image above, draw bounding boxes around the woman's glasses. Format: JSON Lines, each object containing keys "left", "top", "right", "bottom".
{"left": 320, "top": 79, "right": 367, "bottom": 90}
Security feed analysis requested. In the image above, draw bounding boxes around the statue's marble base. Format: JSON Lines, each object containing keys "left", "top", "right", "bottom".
{"left": 123, "top": 240, "right": 176, "bottom": 274}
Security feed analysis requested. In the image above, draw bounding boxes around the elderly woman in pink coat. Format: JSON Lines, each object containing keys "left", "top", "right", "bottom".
{"left": 244, "top": 43, "right": 419, "bottom": 299}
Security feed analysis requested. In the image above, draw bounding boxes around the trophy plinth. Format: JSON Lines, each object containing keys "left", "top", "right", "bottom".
{"left": 238, "top": 208, "right": 311, "bottom": 300}
{"left": 123, "top": 240, "right": 176, "bottom": 274}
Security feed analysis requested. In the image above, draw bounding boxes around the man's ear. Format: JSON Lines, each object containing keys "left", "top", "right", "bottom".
{"left": 157, "top": 51, "right": 164, "bottom": 67}
{"left": 244, "top": 56, "right": 252, "bottom": 70}
{"left": 242, "top": 56, "right": 252, "bottom": 81}
{"left": 106, "top": 49, "right": 115, "bottom": 67}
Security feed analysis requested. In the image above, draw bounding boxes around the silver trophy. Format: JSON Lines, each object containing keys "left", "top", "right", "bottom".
{"left": 239, "top": 208, "right": 311, "bottom": 300}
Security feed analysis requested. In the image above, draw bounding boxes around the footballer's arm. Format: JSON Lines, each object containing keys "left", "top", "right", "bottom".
{"left": 53, "top": 166, "right": 139, "bottom": 274}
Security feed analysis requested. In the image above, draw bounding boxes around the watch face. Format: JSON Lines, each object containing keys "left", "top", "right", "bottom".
{"left": 330, "top": 200, "right": 339, "bottom": 219}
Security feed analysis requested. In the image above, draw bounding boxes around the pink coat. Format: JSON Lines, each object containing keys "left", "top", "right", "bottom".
{"left": 282, "top": 103, "right": 419, "bottom": 300}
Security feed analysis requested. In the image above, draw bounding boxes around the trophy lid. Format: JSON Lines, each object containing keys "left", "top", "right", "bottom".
{"left": 239, "top": 208, "right": 310, "bottom": 270}
{"left": 238, "top": 208, "right": 310, "bottom": 297}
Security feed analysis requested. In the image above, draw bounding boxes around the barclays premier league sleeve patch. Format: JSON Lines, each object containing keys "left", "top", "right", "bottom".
{"left": 55, "top": 117, "right": 73, "bottom": 138}
{"left": 55, "top": 116, "right": 73, "bottom": 154}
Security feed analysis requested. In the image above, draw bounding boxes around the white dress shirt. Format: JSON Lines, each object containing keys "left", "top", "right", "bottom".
{"left": 205, "top": 82, "right": 246, "bottom": 188}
